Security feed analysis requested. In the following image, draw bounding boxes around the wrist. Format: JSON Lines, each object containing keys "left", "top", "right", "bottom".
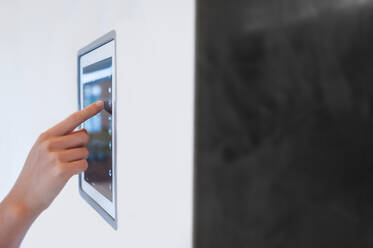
{"left": 2, "top": 194, "right": 39, "bottom": 223}
{"left": 0, "top": 194, "right": 39, "bottom": 248}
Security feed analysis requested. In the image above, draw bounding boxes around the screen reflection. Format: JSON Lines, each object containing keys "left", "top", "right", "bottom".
{"left": 82, "top": 57, "right": 113, "bottom": 201}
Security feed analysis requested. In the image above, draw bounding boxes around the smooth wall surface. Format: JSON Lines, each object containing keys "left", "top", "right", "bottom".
{"left": 0, "top": 0, "right": 194, "bottom": 247}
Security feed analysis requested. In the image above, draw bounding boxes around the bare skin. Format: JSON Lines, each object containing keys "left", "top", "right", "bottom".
{"left": 0, "top": 100, "right": 104, "bottom": 248}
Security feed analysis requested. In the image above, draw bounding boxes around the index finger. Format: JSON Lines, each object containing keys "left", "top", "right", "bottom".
{"left": 46, "top": 101, "right": 104, "bottom": 137}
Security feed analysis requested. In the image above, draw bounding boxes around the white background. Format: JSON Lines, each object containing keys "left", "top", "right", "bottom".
{"left": 0, "top": 0, "right": 195, "bottom": 247}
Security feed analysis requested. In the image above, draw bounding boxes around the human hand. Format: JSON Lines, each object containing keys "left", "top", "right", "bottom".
{"left": 5, "top": 101, "right": 104, "bottom": 217}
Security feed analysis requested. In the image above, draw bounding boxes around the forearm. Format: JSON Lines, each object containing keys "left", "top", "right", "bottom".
{"left": 0, "top": 194, "right": 38, "bottom": 248}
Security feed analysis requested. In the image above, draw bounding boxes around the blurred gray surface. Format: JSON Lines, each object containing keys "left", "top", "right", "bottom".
{"left": 194, "top": 0, "right": 373, "bottom": 247}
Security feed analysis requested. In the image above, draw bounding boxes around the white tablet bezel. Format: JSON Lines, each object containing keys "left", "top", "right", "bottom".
{"left": 78, "top": 31, "right": 117, "bottom": 229}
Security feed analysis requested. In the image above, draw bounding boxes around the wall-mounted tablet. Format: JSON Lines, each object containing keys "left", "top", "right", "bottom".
{"left": 77, "top": 30, "right": 117, "bottom": 229}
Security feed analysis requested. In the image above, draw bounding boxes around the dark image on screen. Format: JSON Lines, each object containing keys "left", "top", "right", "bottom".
{"left": 82, "top": 57, "right": 113, "bottom": 201}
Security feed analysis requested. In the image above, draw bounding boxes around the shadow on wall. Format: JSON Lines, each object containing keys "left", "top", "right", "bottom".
{"left": 194, "top": 0, "right": 373, "bottom": 247}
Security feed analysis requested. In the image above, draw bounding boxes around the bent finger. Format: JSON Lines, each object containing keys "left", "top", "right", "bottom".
{"left": 47, "top": 130, "right": 90, "bottom": 150}
{"left": 66, "top": 159, "right": 89, "bottom": 176}
{"left": 57, "top": 147, "right": 89, "bottom": 163}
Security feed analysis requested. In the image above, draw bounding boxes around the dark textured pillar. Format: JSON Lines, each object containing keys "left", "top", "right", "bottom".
{"left": 194, "top": 0, "right": 373, "bottom": 247}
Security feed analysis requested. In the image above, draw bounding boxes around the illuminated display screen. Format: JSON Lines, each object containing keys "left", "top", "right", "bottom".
{"left": 82, "top": 57, "right": 113, "bottom": 201}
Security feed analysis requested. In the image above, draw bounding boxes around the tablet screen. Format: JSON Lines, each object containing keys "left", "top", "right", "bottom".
{"left": 82, "top": 57, "right": 113, "bottom": 201}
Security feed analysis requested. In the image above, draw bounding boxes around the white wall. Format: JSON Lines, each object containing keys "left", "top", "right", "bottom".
{"left": 0, "top": 0, "right": 195, "bottom": 247}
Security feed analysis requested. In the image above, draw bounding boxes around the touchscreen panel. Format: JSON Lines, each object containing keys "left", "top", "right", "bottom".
{"left": 82, "top": 57, "right": 113, "bottom": 201}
